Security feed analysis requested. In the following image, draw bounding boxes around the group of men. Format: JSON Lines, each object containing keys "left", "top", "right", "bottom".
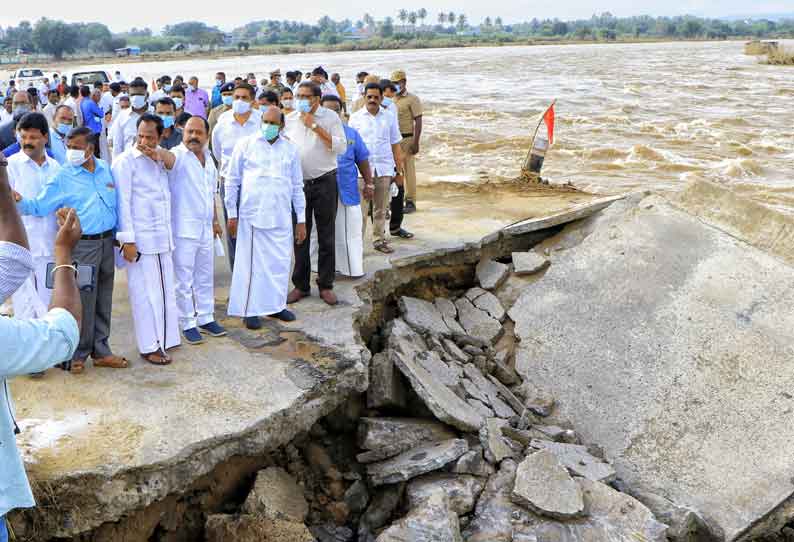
{"left": 0, "top": 64, "right": 423, "bottom": 371}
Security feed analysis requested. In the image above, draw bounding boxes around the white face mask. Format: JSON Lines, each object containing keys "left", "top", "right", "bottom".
{"left": 281, "top": 99, "right": 294, "bottom": 109}
{"left": 66, "top": 148, "right": 88, "bottom": 167}
{"left": 232, "top": 99, "right": 251, "bottom": 115}
{"left": 130, "top": 94, "right": 147, "bottom": 110}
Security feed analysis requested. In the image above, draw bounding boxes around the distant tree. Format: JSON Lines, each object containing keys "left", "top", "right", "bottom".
{"left": 484, "top": 17, "right": 492, "bottom": 30}
{"left": 380, "top": 16, "right": 394, "bottom": 38}
{"left": 355, "top": 20, "right": 364, "bottom": 30}
{"left": 438, "top": 12, "right": 447, "bottom": 26}
{"left": 448, "top": 12, "right": 456, "bottom": 26}
{"left": 457, "top": 14, "right": 467, "bottom": 31}
{"left": 398, "top": 9, "right": 408, "bottom": 27}
{"left": 32, "top": 19, "right": 79, "bottom": 59}
{"left": 408, "top": 12, "right": 418, "bottom": 29}
{"left": 164, "top": 21, "right": 219, "bottom": 41}
{"left": 363, "top": 13, "right": 375, "bottom": 29}
{"left": 679, "top": 19, "right": 703, "bottom": 38}
{"left": 5, "top": 21, "right": 35, "bottom": 52}
{"left": 552, "top": 21, "right": 569, "bottom": 35}
{"left": 495, "top": 17, "right": 503, "bottom": 29}
{"left": 418, "top": 8, "right": 428, "bottom": 27}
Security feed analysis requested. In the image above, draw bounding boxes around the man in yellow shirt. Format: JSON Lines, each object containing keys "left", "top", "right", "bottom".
{"left": 331, "top": 73, "right": 347, "bottom": 114}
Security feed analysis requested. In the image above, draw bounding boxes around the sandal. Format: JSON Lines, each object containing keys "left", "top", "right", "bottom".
{"left": 93, "top": 355, "right": 129, "bottom": 369}
{"left": 142, "top": 350, "right": 172, "bottom": 366}
{"left": 374, "top": 241, "right": 394, "bottom": 254}
{"left": 70, "top": 359, "right": 86, "bottom": 374}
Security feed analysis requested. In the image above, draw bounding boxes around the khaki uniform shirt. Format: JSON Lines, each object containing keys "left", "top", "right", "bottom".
{"left": 394, "top": 92, "right": 423, "bottom": 135}
{"left": 351, "top": 96, "right": 366, "bottom": 114}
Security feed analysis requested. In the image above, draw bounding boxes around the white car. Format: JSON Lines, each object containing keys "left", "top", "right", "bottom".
{"left": 9, "top": 68, "right": 48, "bottom": 90}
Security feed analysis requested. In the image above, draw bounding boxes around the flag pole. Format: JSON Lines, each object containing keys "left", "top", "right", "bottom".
{"left": 523, "top": 99, "right": 556, "bottom": 172}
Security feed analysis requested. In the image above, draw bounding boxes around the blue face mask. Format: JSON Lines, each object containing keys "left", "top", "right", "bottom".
{"left": 216, "top": 79, "right": 224, "bottom": 87}
{"left": 222, "top": 95, "right": 233, "bottom": 107}
{"left": 296, "top": 99, "right": 312, "bottom": 114}
{"left": 164, "top": 84, "right": 172, "bottom": 92}
{"left": 56, "top": 123, "right": 72, "bottom": 135}
{"left": 262, "top": 123, "right": 280, "bottom": 141}
{"left": 172, "top": 97, "right": 184, "bottom": 110}
{"left": 382, "top": 97, "right": 393, "bottom": 107}
{"left": 159, "top": 114, "right": 175, "bottom": 129}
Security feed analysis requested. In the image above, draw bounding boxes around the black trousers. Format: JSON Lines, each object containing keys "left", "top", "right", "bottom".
{"left": 390, "top": 183, "right": 405, "bottom": 233}
{"left": 72, "top": 235, "right": 115, "bottom": 360}
{"left": 292, "top": 169, "right": 338, "bottom": 292}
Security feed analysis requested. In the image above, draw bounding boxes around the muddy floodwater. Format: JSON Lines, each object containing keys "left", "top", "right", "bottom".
{"left": 72, "top": 40, "right": 794, "bottom": 213}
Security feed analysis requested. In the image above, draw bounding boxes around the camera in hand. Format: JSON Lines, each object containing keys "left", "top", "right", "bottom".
{"left": 44, "top": 262, "right": 97, "bottom": 291}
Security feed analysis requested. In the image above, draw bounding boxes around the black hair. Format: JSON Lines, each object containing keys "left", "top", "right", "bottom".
{"left": 235, "top": 82, "right": 256, "bottom": 100}
{"left": 280, "top": 87, "right": 293, "bottom": 97}
{"left": 9, "top": 80, "right": 15, "bottom": 86}
{"left": 298, "top": 81, "right": 321, "bottom": 97}
{"left": 129, "top": 77, "right": 148, "bottom": 90}
{"left": 216, "top": 71, "right": 226, "bottom": 78}
{"left": 93, "top": 80, "right": 103, "bottom": 89}
{"left": 357, "top": 71, "right": 369, "bottom": 78}
{"left": 69, "top": 85, "right": 80, "bottom": 98}
{"left": 80, "top": 85, "right": 91, "bottom": 98}
{"left": 285, "top": 71, "right": 295, "bottom": 79}
{"left": 156, "top": 97, "right": 176, "bottom": 110}
{"left": 17, "top": 112, "right": 49, "bottom": 136}
{"left": 137, "top": 113, "right": 164, "bottom": 136}
{"left": 54, "top": 104, "right": 73, "bottom": 116}
{"left": 66, "top": 126, "right": 94, "bottom": 144}
{"left": 379, "top": 79, "right": 396, "bottom": 92}
{"left": 311, "top": 66, "right": 328, "bottom": 79}
{"left": 185, "top": 115, "right": 210, "bottom": 133}
{"left": 109, "top": 82, "right": 121, "bottom": 93}
{"left": 159, "top": 75, "right": 172, "bottom": 83}
{"left": 48, "top": 88, "right": 59, "bottom": 95}
{"left": 259, "top": 90, "right": 279, "bottom": 104}
{"left": 26, "top": 87, "right": 38, "bottom": 98}
{"left": 321, "top": 94, "right": 342, "bottom": 107}
{"left": 364, "top": 82, "right": 383, "bottom": 96}
{"left": 170, "top": 84, "right": 186, "bottom": 97}
{"left": 176, "top": 112, "right": 192, "bottom": 127}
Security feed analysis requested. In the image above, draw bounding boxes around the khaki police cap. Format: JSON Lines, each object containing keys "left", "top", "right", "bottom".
{"left": 390, "top": 70, "right": 406, "bottom": 82}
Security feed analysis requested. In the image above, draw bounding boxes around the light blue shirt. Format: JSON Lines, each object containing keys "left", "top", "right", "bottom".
{"left": 18, "top": 159, "right": 118, "bottom": 236}
{"left": 0, "top": 242, "right": 80, "bottom": 518}
{"left": 49, "top": 129, "right": 67, "bottom": 165}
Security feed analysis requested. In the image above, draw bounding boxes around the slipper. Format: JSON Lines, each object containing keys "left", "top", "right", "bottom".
{"left": 374, "top": 241, "right": 394, "bottom": 254}
{"left": 70, "top": 359, "right": 86, "bottom": 374}
{"left": 142, "top": 350, "right": 172, "bottom": 366}
{"left": 93, "top": 355, "right": 129, "bottom": 369}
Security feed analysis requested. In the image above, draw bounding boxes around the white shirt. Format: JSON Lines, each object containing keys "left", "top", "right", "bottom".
{"left": 37, "top": 84, "right": 49, "bottom": 106}
{"left": 210, "top": 109, "right": 261, "bottom": 179}
{"left": 225, "top": 135, "right": 305, "bottom": 229}
{"left": 168, "top": 144, "right": 218, "bottom": 240}
{"left": 283, "top": 106, "right": 346, "bottom": 180}
{"left": 112, "top": 147, "right": 174, "bottom": 254}
{"left": 42, "top": 102, "right": 57, "bottom": 127}
{"left": 63, "top": 96, "right": 82, "bottom": 126}
{"left": 110, "top": 108, "right": 142, "bottom": 158}
{"left": 348, "top": 106, "right": 402, "bottom": 177}
{"left": 320, "top": 81, "right": 339, "bottom": 98}
{"left": 6, "top": 153, "right": 60, "bottom": 257}
{"left": 0, "top": 109, "right": 11, "bottom": 124}
{"left": 99, "top": 91, "right": 114, "bottom": 114}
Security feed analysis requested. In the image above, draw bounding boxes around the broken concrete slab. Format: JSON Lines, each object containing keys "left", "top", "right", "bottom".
{"left": 367, "top": 438, "right": 469, "bottom": 486}
{"left": 479, "top": 417, "right": 516, "bottom": 463}
{"left": 442, "top": 338, "right": 470, "bottom": 363}
{"left": 451, "top": 447, "right": 496, "bottom": 478}
{"left": 508, "top": 191, "right": 794, "bottom": 540}
{"left": 415, "top": 351, "right": 460, "bottom": 387}
{"left": 462, "top": 364, "right": 499, "bottom": 403}
{"left": 468, "top": 398, "right": 495, "bottom": 419}
{"left": 530, "top": 440, "right": 616, "bottom": 483}
{"left": 512, "top": 450, "right": 585, "bottom": 520}
{"left": 435, "top": 298, "right": 466, "bottom": 335}
{"left": 407, "top": 473, "right": 485, "bottom": 516}
{"left": 631, "top": 489, "right": 718, "bottom": 542}
{"left": 513, "top": 379, "right": 555, "bottom": 417}
{"left": 512, "top": 251, "right": 550, "bottom": 275}
{"left": 462, "top": 378, "right": 490, "bottom": 404}
{"left": 205, "top": 514, "right": 314, "bottom": 542}
{"left": 472, "top": 290, "right": 506, "bottom": 322}
{"left": 398, "top": 296, "right": 452, "bottom": 336}
{"left": 487, "top": 375, "right": 524, "bottom": 414}
{"left": 358, "top": 417, "right": 457, "bottom": 451}
{"left": 376, "top": 490, "right": 462, "bottom": 542}
{"left": 491, "top": 353, "right": 519, "bottom": 386}
{"left": 455, "top": 297, "right": 503, "bottom": 345}
{"left": 476, "top": 259, "right": 510, "bottom": 290}
{"left": 502, "top": 194, "right": 624, "bottom": 237}
{"left": 368, "top": 352, "right": 408, "bottom": 409}
{"left": 242, "top": 467, "right": 308, "bottom": 522}
{"left": 462, "top": 459, "right": 518, "bottom": 541}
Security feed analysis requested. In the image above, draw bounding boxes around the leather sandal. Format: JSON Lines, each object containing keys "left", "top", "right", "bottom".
{"left": 93, "top": 355, "right": 129, "bottom": 369}
{"left": 142, "top": 350, "right": 172, "bottom": 366}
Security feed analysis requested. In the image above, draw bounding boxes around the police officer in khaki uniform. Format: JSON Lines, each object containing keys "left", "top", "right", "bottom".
{"left": 391, "top": 69, "right": 422, "bottom": 214}
{"left": 208, "top": 82, "right": 235, "bottom": 144}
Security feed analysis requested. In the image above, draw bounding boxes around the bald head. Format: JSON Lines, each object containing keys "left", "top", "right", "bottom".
{"left": 261, "top": 105, "right": 282, "bottom": 125}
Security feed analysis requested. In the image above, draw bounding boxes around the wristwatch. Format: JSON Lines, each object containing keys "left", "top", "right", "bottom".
{"left": 311, "top": 122, "right": 318, "bottom": 130}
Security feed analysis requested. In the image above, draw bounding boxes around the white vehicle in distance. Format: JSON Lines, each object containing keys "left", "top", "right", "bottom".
{"left": 67, "top": 70, "right": 112, "bottom": 88}
{"left": 9, "top": 67, "right": 48, "bottom": 89}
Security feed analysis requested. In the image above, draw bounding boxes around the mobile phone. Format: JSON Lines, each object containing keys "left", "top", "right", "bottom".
{"left": 45, "top": 262, "right": 97, "bottom": 292}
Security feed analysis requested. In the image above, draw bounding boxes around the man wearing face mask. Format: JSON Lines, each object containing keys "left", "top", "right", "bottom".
{"left": 111, "top": 78, "right": 149, "bottom": 158}
{"left": 16, "top": 126, "right": 126, "bottom": 373}
{"left": 185, "top": 76, "right": 210, "bottom": 119}
{"left": 113, "top": 114, "right": 179, "bottom": 366}
{"left": 169, "top": 85, "right": 186, "bottom": 117}
{"left": 284, "top": 81, "right": 346, "bottom": 306}
{"left": 150, "top": 76, "right": 171, "bottom": 104}
{"left": 48, "top": 105, "right": 74, "bottom": 165}
{"left": 280, "top": 88, "right": 295, "bottom": 115}
{"left": 0, "top": 91, "right": 34, "bottom": 150}
{"left": 211, "top": 83, "right": 260, "bottom": 269}
{"left": 1, "top": 153, "right": 83, "bottom": 538}
{"left": 6, "top": 113, "right": 60, "bottom": 324}
{"left": 208, "top": 82, "right": 234, "bottom": 139}
{"left": 155, "top": 98, "right": 182, "bottom": 150}
{"left": 42, "top": 89, "right": 60, "bottom": 128}
{"left": 225, "top": 106, "right": 306, "bottom": 329}
{"left": 168, "top": 116, "right": 226, "bottom": 343}
{"left": 391, "top": 70, "right": 422, "bottom": 215}
{"left": 211, "top": 72, "right": 226, "bottom": 109}
{"left": 80, "top": 87, "right": 105, "bottom": 158}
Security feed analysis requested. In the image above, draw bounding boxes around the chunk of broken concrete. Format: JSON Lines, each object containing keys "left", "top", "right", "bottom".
{"left": 490, "top": 395, "right": 517, "bottom": 419}
{"left": 359, "top": 483, "right": 405, "bottom": 537}
{"left": 514, "top": 380, "right": 556, "bottom": 417}
{"left": 376, "top": 490, "right": 462, "bottom": 542}
{"left": 416, "top": 350, "right": 460, "bottom": 387}
{"left": 407, "top": 473, "right": 485, "bottom": 516}
{"left": 630, "top": 490, "right": 718, "bottom": 542}
{"left": 462, "top": 459, "right": 518, "bottom": 541}
{"left": 511, "top": 450, "right": 585, "bottom": 520}
{"left": 472, "top": 290, "right": 506, "bottom": 322}
{"left": 242, "top": 467, "right": 308, "bottom": 522}
{"left": 487, "top": 374, "right": 525, "bottom": 414}
{"left": 392, "top": 348, "right": 484, "bottom": 432}
{"left": 480, "top": 417, "right": 516, "bottom": 463}
{"left": 476, "top": 259, "right": 510, "bottom": 290}
{"left": 468, "top": 398, "right": 495, "bottom": 419}
{"left": 358, "top": 417, "right": 457, "bottom": 451}
{"left": 451, "top": 447, "right": 496, "bottom": 478}
{"left": 491, "top": 353, "right": 519, "bottom": 386}
{"left": 205, "top": 514, "right": 314, "bottom": 542}
{"left": 530, "top": 440, "right": 616, "bottom": 483}
{"left": 442, "top": 338, "right": 470, "bottom": 363}
{"left": 512, "top": 251, "right": 550, "bottom": 275}
{"left": 367, "top": 438, "right": 469, "bottom": 486}
{"left": 455, "top": 298, "right": 503, "bottom": 345}
{"left": 398, "top": 296, "right": 452, "bottom": 337}
{"left": 368, "top": 352, "right": 408, "bottom": 409}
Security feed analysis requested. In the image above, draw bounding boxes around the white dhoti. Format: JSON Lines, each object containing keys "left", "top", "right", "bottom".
{"left": 100, "top": 119, "right": 111, "bottom": 164}
{"left": 335, "top": 197, "right": 364, "bottom": 277}
{"left": 173, "top": 234, "right": 215, "bottom": 331}
{"left": 11, "top": 255, "right": 51, "bottom": 319}
{"left": 228, "top": 219, "right": 292, "bottom": 317}
{"left": 126, "top": 252, "right": 180, "bottom": 354}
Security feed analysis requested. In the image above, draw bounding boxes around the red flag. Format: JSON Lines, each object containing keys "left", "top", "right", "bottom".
{"left": 543, "top": 102, "right": 555, "bottom": 145}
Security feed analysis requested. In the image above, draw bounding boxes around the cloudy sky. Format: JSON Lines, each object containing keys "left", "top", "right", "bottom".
{"left": 0, "top": 0, "right": 789, "bottom": 32}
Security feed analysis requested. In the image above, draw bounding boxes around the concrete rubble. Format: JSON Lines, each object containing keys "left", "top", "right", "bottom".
{"left": 511, "top": 449, "right": 585, "bottom": 519}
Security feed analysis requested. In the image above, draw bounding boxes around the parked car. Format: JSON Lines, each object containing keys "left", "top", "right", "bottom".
{"left": 9, "top": 68, "right": 47, "bottom": 89}
{"left": 67, "top": 70, "right": 112, "bottom": 87}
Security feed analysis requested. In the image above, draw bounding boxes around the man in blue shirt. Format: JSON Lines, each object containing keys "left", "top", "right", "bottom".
{"left": 211, "top": 71, "right": 226, "bottom": 109}
{"left": 79, "top": 87, "right": 104, "bottom": 158}
{"left": 16, "top": 126, "right": 127, "bottom": 374}
{"left": 47, "top": 104, "right": 76, "bottom": 165}
{"left": 321, "top": 95, "right": 373, "bottom": 278}
{"left": 0, "top": 153, "right": 82, "bottom": 539}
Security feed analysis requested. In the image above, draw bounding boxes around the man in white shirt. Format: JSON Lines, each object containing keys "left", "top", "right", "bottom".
{"left": 113, "top": 114, "right": 179, "bottom": 366}
{"left": 310, "top": 67, "right": 339, "bottom": 99}
{"left": 149, "top": 76, "right": 171, "bottom": 104}
{"left": 62, "top": 86, "right": 83, "bottom": 127}
{"left": 283, "top": 81, "right": 346, "bottom": 306}
{"left": 37, "top": 79, "right": 50, "bottom": 108}
{"left": 0, "top": 97, "right": 12, "bottom": 124}
{"left": 41, "top": 89, "right": 59, "bottom": 128}
{"left": 110, "top": 78, "right": 149, "bottom": 159}
{"left": 210, "top": 83, "right": 260, "bottom": 269}
{"left": 225, "top": 106, "right": 307, "bottom": 329}
{"left": 168, "top": 117, "right": 227, "bottom": 344}
{"left": 6, "top": 113, "right": 60, "bottom": 320}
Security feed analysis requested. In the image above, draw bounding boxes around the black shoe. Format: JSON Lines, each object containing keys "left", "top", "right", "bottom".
{"left": 243, "top": 316, "right": 262, "bottom": 330}
{"left": 268, "top": 309, "right": 296, "bottom": 322}
{"left": 390, "top": 228, "right": 415, "bottom": 239}
{"left": 404, "top": 200, "right": 416, "bottom": 214}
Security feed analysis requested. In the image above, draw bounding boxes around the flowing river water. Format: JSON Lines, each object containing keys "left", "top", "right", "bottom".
{"left": 73, "top": 40, "right": 794, "bottom": 214}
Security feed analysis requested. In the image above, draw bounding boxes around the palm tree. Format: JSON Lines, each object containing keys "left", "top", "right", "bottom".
{"left": 438, "top": 12, "right": 447, "bottom": 27}
{"left": 398, "top": 9, "right": 408, "bottom": 29}
{"left": 363, "top": 13, "right": 375, "bottom": 30}
{"left": 495, "top": 16, "right": 503, "bottom": 29}
{"left": 408, "top": 11, "right": 418, "bottom": 30}
{"left": 457, "top": 13, "right": 467, "bottom": 31}
{"left": 418, "top": 8, "right": 428, "bottom": 28}
{"left": 484, "top": 16, "right": 492, "bottom": 29}
{"left": 448, "top": 12, "right": 456, "bottom": 26}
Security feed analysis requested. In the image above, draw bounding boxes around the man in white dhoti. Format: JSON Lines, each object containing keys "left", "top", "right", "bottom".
{"left": 225, "top": 106, "right": 307, "bottom": 330}
{"left": 168, "top": 116, "right": 227, "bottom": 345}
{"left": 6, "top": 113, "right": 59, "bottom": 321}
{"left": 113, "top": 114, "right": 180, "bottom": 365}
{"left": 320, "top": 95, "right": 373, "bottom": 278}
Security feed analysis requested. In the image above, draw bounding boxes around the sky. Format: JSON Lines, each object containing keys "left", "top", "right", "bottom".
{"left": 0, "top": 0, "right": 790, "bottom": 33}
